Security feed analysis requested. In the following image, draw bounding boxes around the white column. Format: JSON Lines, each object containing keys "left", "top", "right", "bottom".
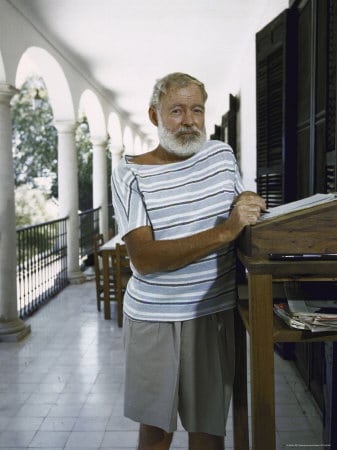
{"left": 0, "top": 83, "right": 30, "bottom": 341}
{"left": 110, "top": 142, "right": 124, "bottom": 169}
{"left": 55, "top": 120, "right": 85, "bottom": 284}
{"left": 108, "top": 142, "right": 123, "bottom": 236}
{"left": 92, "top": 136, "right": 109, "bottom": 240}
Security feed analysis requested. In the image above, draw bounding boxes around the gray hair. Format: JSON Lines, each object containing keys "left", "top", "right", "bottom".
{"left": 149, "top": 72, "right": 208, "bottom": 109}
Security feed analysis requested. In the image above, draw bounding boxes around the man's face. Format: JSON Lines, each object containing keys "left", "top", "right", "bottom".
{"left": 154, "top": 84, "right": 207, "bottom": 157}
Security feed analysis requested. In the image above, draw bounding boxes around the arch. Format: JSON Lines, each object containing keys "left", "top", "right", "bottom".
{"left": 123, "top": 126, "right": 134, "bottom": 155}
{"left": 79, "top": 89, "right": 106, "bottom": 138}
{"left": 16, "top": 47, "right": 74, "bottom": 121}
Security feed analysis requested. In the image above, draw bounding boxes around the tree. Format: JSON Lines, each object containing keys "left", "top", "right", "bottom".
{"left": 15, "top": 186, "right": 58, "bottom": 228}
{"left": 11, "top": 75, "right": 112, "bottom": 225}
{"left": 11, "top": 76, "right": 58, "bottom": 188}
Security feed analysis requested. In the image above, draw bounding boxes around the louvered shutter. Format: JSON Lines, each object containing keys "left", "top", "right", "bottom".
{"left": 256, "top": 8, "right": 296, "bottom": 207}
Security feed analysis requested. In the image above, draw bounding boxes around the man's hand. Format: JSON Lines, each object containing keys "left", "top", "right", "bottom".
{"left": 225, "top": 191, "right": 266, "bottom": 240}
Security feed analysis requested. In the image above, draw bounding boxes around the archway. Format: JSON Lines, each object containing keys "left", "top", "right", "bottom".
{"left": 16, "top": 47, "right": 83, "bottom": 283}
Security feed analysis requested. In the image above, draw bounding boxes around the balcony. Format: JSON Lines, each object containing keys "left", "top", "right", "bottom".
{"left": 0, "top": 279, "right": 323, "bottom": 449}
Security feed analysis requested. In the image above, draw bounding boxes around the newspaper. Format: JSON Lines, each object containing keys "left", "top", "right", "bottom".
{"left": 274, "top": 300, "right": 337, "bottom": 332}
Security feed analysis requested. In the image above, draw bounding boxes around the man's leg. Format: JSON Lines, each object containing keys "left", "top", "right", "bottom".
{"left": 138, "top": 424, "right": 173, "bottom": 450}
{"left": 188, "top": 432, "right": 224, "bottom": 450}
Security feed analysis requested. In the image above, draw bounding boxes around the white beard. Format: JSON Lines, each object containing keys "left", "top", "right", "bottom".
{"left": 157, "top": 116, "right": 207, "bottom": 157}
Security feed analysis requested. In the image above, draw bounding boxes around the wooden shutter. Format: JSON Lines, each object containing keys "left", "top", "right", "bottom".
{"left": 210, "top": 125, "right": 222, "bottom": 141}
{"left": 325, "top": 0, "right": 337, "bottom": 193}
{"left": 296, "top": 0, "right": 337, "bottom": 197}
{"left": 221, "top": 94, "right": 239, "bottom": 160}
{"left": 256, "top": 8, "right": 297, "bottom": 208}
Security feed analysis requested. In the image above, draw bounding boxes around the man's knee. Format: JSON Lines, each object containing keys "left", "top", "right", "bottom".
{"left": 138, "top": 424, "right": 173, "bottom": 449}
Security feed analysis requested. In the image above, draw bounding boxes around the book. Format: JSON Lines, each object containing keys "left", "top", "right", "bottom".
{"left": 259, "top": 193, "right": 337, "bottom": 222}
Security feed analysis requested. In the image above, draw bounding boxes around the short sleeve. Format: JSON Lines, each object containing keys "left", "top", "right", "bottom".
{"left": 234, "top": 157, "right": 245, "bottom": 195}
{"left": 111, "top": 160, "right": 151, "bottom": 238}
{"left": 222, "top": 142, "right": 245, "bottom": 195}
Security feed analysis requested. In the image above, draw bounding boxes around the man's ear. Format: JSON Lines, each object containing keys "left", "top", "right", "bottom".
{"left": 149, "top": 106, "right": 159, "bottom": 127}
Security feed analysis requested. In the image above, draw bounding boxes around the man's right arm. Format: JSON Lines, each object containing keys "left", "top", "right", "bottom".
{"left": 124, "top": 191, "right": 265, "bottom": 275}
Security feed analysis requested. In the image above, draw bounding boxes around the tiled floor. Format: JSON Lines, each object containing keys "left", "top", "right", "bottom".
{"left": 0, "top": 279, "right": 324, "bottom": 449}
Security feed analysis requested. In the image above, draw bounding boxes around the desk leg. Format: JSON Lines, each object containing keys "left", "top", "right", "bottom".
{"left": 102, "top": 252, "right": 111, "bottom": 320}
{"left": 331, "top": 343, "right": 337, "bottom": 450}
{"left": 249, "top": 273, "right": 275, "bottom": 450}
{"left": 233, "top": 307, "right": 249, "bottom": 450}
{"left": 325, "top": 342, "right": 337, "bottom": 450}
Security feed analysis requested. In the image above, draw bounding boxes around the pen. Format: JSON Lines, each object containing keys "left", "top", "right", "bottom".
{"left": 269, "top": 253, "right": 337, "bottom": 260}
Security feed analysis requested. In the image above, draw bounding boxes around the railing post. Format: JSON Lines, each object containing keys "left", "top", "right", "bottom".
{"left": 0, "top": 83, "right": 30, "bottom": 341}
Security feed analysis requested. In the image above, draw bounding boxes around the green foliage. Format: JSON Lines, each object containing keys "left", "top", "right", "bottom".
{"left": 11, "top": 75, "right": 102, "bottom": 225}
{"left": 11, "top": 77, "right": 58, "bottom": 188}
{"left": 15, "top": 185, "right": 58, "bottom": 228}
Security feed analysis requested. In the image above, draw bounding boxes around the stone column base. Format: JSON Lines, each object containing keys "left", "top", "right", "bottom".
{"left": 68, "top": 270, "right": 86, "bottom": 284}
{"left": 0, "top": 318, "right": 31, "bottom": 342}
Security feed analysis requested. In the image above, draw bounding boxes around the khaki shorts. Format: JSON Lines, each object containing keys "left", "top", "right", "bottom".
{"left": 123, "top": 309, "right": 235, "bottom": 436}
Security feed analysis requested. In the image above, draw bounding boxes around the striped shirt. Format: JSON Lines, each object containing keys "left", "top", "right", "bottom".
{"left": 111, "top": 140, "right": 244, "bottom": 322}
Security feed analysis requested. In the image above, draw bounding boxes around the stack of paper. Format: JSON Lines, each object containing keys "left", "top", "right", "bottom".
{"left": 274, "top": 300, "right": 337, "bottom": 332}
{"left": 259, "top": 193, "right": 337, "bottom": 221}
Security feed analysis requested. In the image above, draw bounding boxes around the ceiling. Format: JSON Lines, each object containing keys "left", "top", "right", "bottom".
{"left": 9, "top": 0, "right": 288, "bottom": 144}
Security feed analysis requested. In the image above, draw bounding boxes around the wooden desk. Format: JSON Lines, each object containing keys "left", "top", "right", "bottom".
{"left": 233, "top": 254, "right": 337, "bottom": 450}
{"left": 99, "top": 235, "right": 124, "bottom": 320}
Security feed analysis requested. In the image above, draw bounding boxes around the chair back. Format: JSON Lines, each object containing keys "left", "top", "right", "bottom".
{"left": 93, "top": 233, "right": 104, "bottom": 271}
{"left": 92, "top": 234, "right": 105, "bottom": 310}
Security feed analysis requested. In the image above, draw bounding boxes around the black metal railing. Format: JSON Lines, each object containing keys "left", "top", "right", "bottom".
{"left": 16, "top": 217, "right": 68, "bottom": 318}
{"left": 16, "top": 205, "right": 115, "bottom": 317}
{"left": 79, "top": 207, "right": 100, "bottom": 261}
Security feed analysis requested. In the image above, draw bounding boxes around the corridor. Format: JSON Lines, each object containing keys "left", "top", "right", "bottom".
{"left": 0, "top": 280, "right": 323, "bottom": 449}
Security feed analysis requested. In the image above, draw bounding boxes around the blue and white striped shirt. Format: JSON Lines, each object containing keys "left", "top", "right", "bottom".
{"left": 111, "top": 140, "right": 244, "bottom": 322}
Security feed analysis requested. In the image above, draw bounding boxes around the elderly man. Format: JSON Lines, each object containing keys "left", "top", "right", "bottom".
{"left": 111, "top": 72, "right": 265, "bottom": 450}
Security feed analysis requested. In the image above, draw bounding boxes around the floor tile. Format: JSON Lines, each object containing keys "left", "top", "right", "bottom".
{"left": 6, "top": 416, "right": 44, "bottom": 431}
{"left": 100, "top": 430, "right": 139, "bottom": 448}
{"left": 73, "top": 416, "right": 109, "bottom": 431}
{"left": 64, "top": 430, "right": 104, "bottom": 448}
{"left": 39, "top": 417, "right": 77, "bottom": 431}
{"left": 0, "top": 280, "right": 326, "bottom": 449}
{"left": 47, "top": 403, "right": 84, "bottom": 418}
{"left": 0, "top": 430, "right": 36, "bottom": 447}
{"left": 28, "top": 430, "right": 71, "bottom": 447}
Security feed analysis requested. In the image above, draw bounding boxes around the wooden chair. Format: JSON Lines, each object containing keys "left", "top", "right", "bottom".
{"left": 93, "top": 234, "right": 115, "bottom": 311}
{"left": 115, "top": 243, "right": 131, "bottom": 327}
